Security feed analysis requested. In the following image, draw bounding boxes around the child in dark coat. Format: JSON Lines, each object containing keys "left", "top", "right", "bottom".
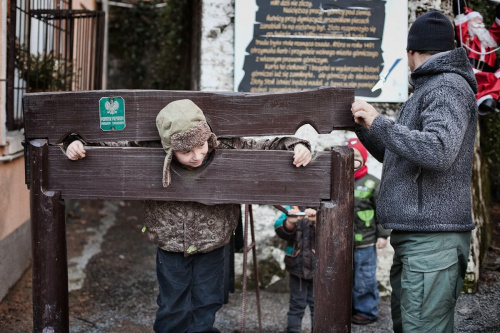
{"left": 275, "top": 206, "right": 317, "bottom": 333}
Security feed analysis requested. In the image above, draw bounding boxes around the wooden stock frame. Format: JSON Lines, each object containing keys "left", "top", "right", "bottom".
{"left": 24, "top": 87, "right": 355, "bottom": 332}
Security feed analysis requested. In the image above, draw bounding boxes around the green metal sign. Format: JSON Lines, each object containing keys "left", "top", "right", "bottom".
{"left": 99, "top": 97, "right": 126, "bottom": 131}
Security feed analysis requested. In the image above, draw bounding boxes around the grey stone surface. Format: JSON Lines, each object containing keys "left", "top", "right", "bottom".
{"left": 0, "top": 220, "right": 31, "bottom": 302}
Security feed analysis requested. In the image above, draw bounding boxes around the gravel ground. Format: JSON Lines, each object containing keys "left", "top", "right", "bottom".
{"left": 0, "top": 200, "right": 499, "bottom": 332}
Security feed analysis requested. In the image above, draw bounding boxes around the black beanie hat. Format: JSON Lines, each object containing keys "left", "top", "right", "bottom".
{"left": 407, "top": 10, "right": 455, "bottom": 51}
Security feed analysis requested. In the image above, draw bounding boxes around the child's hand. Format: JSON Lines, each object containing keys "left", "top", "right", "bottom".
{"left": 286, "top": 208, "right": 300, "bottom": 229}
{"left": 66, "top": 140, "right": 86, "bottom": 160}
{"left": 376, "top": 238, "right": 387, "bottom": 249}
{"left": 293, "top": 144, "right": 312, "bottom": 167}
{"left": 304, "top": 208, "right": 317, "bottom": 223}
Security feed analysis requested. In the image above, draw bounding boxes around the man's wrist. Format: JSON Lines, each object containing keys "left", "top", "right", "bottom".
{"left": 369, "top": 114, "right": 385, "bottom": 133}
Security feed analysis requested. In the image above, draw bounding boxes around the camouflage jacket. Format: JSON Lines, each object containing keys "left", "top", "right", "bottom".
{"left": 144, "top": 137, "right": 309, "bottom": 256}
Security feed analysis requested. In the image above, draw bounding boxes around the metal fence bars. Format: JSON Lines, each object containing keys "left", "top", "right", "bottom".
{"left": 5, "top": 0, "right": 104, "bottom": 131}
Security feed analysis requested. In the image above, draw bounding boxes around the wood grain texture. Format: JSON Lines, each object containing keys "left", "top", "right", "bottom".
{"left": 314, "top": 147, "right": 354, "bottom": 332}
{"left": 29, "top": 140, "right": 69, "bottom": 333}
{"left": 25, "top": 88, "right": 356, "bottom": 332}
{"left": 23, "top": 87, "right": 355, "bottom": 144}
{"left": 47, "top": 146, "right": 332, "bottom": 206}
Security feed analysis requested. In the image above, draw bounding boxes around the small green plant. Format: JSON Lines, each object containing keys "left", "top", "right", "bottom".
{"left": 15, "top": 45, "right": 74, "bottom": 92}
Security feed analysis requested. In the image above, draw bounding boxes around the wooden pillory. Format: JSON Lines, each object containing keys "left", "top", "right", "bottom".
{"left": 23, "top": 87, "right": 355, "bottom": 332}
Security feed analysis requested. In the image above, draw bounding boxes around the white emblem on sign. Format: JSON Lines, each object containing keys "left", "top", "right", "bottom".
{"left": 105, "top": 100, "right": 119, "bottom": 115}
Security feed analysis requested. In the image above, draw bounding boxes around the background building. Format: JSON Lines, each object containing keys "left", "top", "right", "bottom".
{"left": 0, "top": 0, "right": 103, "bottom": 301}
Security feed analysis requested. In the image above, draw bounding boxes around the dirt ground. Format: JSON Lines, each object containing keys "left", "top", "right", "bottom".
{"left": 0, "top": 199, "right": 499, "bottom": 333}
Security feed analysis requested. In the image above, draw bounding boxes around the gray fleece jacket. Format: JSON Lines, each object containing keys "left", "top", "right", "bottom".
{"left": 356, "top": 47, "right": 477, "bottom": 232}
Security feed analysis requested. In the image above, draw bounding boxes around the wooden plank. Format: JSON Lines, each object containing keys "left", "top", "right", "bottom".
{"left": 46, "top": 146, "right": 332, "bottom": 206}
{"left": 29, "top": 140, "right": 69, "bottom": 332}
{"left": 23, "top": 87, "right": 355, "bottom": 144}
{"left": 314, "top": 147, "right": 354, "bottom": 332}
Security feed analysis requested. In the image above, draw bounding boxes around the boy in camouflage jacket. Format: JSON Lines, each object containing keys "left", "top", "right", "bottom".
{"left": 64, "top": 99, "right": 312, "bottom": 332}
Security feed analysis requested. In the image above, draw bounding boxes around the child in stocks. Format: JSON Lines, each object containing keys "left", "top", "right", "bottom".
{"left": 64, "top": 99, "right": 312, "bottom": 332}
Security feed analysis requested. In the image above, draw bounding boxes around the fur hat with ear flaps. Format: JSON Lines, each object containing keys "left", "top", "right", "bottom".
{"left": 156, "top": 99, "right": 217, "bottom": 187}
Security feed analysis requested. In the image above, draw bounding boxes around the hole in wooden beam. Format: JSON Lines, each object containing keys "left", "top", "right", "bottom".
{"left": 293, "top": 123, "right": 320, "bottom": 153}
{"left": 170, "top": 149, "right": 216, "bottom": 179}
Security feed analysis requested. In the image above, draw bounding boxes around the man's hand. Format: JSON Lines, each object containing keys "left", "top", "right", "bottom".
{"left": 66, "top": 140, "right": 86, "bottom": 160}
{"left": 351, "top": 99, "right": 379, "bottom": 130}
{"left": 376, "top": 238, "right": 387, "bottom": 249}
{"left": 293, "top": 144, "right": 312, "bottom": 167}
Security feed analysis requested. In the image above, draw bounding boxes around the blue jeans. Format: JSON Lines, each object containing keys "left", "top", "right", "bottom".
{"left": 154, "top": 246, "right": 224, "bottom": 333}
{"left": 352, "top": 246, "right": 379, "bottom": 320}
{"left": 287, "top": 274, "right": 314, "bottom": 333}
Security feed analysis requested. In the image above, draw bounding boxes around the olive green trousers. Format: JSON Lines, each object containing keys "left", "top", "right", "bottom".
{"left": 390, "top": 231, "right": 471, "bottom": 333}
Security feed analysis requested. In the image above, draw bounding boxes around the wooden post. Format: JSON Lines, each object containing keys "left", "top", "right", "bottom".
{"left": 314, "top": 147, "right": 354, "bottom": 332}
{"left": 29, "top": 139, "right": 69, "bottom": 333}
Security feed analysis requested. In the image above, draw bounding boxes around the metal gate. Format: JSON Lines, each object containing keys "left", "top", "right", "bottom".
{"left": 5, "top": 0, "right": 104, "bottom": 131}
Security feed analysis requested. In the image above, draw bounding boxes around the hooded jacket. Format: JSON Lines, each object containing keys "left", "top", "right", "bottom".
{"left": 354, "top": 173, "right": 390, "bottom": 247}
{"left": 274, "top": 206, "right": 316, "bottom": 280}
{"left": 356, "top": 47, "right": 478, "bottom": 232}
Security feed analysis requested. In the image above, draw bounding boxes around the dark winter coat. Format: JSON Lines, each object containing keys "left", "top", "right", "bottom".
{"left": 274, "top": 207, "right": 316, "bottom": 280}
{"left": 356, "top": 47, "right": 478, "bottom": 232}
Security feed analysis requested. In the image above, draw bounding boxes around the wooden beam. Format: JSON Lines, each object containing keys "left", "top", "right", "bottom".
{"left": 46, "top": 146, "right": 332, "bottom": 206}
{"left": 23, "top": 87, "right": 355, "bottom": 144}
{"left": 29, "top": 140, "right": 69, "bottom": 333}
{"left": 314, "top": 147, "right": 354, "bottom": 332}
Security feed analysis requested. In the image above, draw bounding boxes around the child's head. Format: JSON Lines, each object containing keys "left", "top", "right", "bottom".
{"left": 156, "top": 99, "right": 217, "bottom": 187}
{"left": 173, "top": 141, "right": 209, "bottom": 168}
{"left": 346, "top": 137, "right": 368, "bottom": 166}
{"left": 346, "top": 138, "right": 369, "bottom": 179}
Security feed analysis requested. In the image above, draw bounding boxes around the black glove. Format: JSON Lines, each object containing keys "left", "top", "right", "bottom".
{"left": 453, "top": 0, "right": 467, "bottom": 16}
{"left": 496, "top": 4, "right": 500, "bottom": 20}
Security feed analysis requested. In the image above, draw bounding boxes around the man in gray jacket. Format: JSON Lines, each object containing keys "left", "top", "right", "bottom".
{"left": 351, "top": 10, "right": 477, "bottom": 332}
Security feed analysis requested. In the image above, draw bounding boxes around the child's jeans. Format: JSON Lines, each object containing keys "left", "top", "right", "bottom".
{"left": 352, "top": 245, "right": 379, "bottom": 320}
{"left": 287, "top": 274, "right": 314, "bottom": 333}
{"left": 154, "top": 246, "right": 224, "bottom": 333}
